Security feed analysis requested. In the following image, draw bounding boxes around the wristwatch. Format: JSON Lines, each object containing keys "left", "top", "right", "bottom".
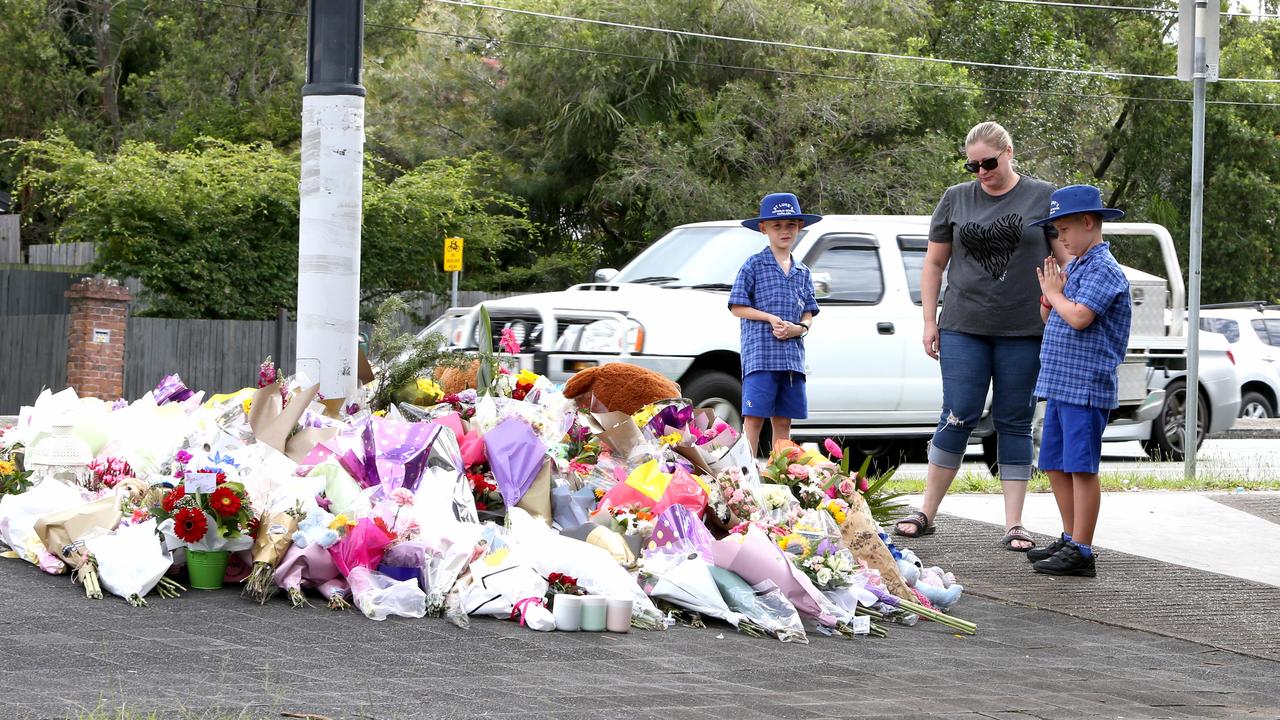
{"left": 797, "top": 321, "right": 810, "bottom": 338}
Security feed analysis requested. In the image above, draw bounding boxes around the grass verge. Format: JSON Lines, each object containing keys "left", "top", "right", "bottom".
{"left": 888, "top": 469, "right": 1280, "bottom": 494}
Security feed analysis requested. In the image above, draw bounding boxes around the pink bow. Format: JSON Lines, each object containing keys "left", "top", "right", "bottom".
{"left": 510, "top": 596, "right": 546, "bottom": 627}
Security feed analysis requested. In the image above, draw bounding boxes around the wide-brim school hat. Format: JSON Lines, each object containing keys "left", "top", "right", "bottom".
{"left": 741, "top": 192, "right": 823, "bottom": 231}
{"left": 1029, "top": 184, "right": 1125, "bottom": 226}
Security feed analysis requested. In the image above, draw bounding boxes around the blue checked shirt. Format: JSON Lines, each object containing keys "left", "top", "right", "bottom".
{"left": 1034, "top": 242, "right": 1132, "bottom": 409}
{"left": 728, "top": 247, "right": 821, "bottom": 377}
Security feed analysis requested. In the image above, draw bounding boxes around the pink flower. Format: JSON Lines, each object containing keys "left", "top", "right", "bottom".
{"left": 838, "top": 478, "right": 857, "bottom": 497}
{"left": 823, "top": 438, "right": 843, "bottom": 460}
{"left": 858, "top": 477, "right": 869, "bottom": 493}
{"left": 787, "top": 463, "right": 810, "bottom": 479}
{"left": 825, "top": 485, "right": 837, "bottom": 499}
{"left": 390, "top": 488, "right": 415, "bottom": 507}
{"left": 401, "top": 519, "right": 421, "bottom": 538}
{"left": 499, "top": 327, "right": 521, "bottom": 354}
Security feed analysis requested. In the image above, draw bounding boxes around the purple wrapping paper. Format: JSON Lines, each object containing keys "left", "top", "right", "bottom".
{"left": 647, "top": 404, "right": 693, "bottom": 436}
{"left": 649, "top": 505, "right": 716, "bottom": 560}
{"left": 308, "top": 416, "right": 443, "bottom": 495}
{"left": 485, "top": 418, "right": 548, "bottom": 509}
{"left": 153, "top": 373, "right": 195, "bottom": 405}
{"left": 274, "top": 543, "right": 346, "bottom": 596}
{"left": 381, "top": 541, "right": 430, "bottom": 591}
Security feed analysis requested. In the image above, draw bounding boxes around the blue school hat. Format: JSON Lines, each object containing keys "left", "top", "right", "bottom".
{"left": 741, "top": 192, "right": 823, "bottom": 231}
{"left": 1029, "top": 185, "right": 1125, "bottom": 226}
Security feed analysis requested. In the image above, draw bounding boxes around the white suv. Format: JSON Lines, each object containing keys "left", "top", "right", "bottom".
{"left": 1199, "top": 303, "right": 1280, "bottom": 418}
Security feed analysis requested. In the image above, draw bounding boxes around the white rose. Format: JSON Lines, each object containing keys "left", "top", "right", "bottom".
{"left": 816, "top": 568, "right": 834, "bottom": 587}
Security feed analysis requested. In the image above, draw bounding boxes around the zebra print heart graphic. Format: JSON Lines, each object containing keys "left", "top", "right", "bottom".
{"left": 959, "top": 213, "right": 1024, "bottom": 281}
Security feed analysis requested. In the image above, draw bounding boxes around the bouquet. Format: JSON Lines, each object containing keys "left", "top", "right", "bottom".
{"left": 151, "top": 470, "right": 256, "bottom": 553}
{"left": 86, "top": 457, "right": 133, "bottom": 492}
{"left": 241, "top": 505, "right": 304, "bottom": 604}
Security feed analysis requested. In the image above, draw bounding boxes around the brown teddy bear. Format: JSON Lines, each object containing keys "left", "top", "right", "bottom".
{"left": 562, "top": 363, "right": 682, "bottom": 415}
{"left": 435, "top": 360, "right": 481, "bottom": 395}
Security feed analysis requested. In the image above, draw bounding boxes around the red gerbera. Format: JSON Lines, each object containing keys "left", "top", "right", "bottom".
{"left": 209, "top": 486, "right": 242, "bottom": 517}
{"left": 173, "top": 507, "right": 208, "bottom": 543}
{"left": 162, "top": 485, "right": 186, "bottom": 513}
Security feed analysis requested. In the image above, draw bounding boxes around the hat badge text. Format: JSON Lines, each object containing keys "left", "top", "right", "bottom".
{"left": 771, "top": 202, "right": 796, "bottom": 216}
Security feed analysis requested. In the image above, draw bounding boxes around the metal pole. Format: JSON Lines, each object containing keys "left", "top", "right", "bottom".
{"left": 297, "top": 0, "right": 365, "bottom": 402}
{"left": 451, "top": 270, "right": 459, "bottom": 309}
{"left": 1184, "top": 0, "right": 1206, "bottom": 479}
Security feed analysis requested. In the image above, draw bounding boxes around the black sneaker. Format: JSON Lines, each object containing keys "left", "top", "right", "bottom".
{"left": 1033, "top": 543, "right": 1096, "bottom": 577}
{"left": 1027, "top": 533, "right": 1069, "bottom": 563}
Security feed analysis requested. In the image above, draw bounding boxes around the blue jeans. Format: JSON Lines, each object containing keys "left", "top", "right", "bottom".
{"left": 928, "top": 330, "right": 1041, "bottom": 481}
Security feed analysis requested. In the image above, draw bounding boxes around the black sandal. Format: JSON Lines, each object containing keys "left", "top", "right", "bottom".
{"left": 1000, "top": 525, "right": 1037, "bottom": 552}
{"left": 893, "top": 510, "right": 935, "bottom": 538}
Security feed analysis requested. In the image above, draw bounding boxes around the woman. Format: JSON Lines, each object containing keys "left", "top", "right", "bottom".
{"left": 894, "top": 121, "right": 1069, "bottom": 551}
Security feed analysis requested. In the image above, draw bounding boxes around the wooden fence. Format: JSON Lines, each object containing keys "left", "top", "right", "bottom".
{"left": 26, "top": 242, "right": 98, "bottom": 267}
{"left": 124, "top": 316, "right": 297, "bottom": 400}
{"left": 0, "top": 314, "right": 68, "bottom": 414}
{"left": 0, "top": 215, "right": 18, "bottom": 264}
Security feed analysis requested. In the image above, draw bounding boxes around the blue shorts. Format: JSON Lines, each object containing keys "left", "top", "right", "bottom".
{"left": 742, "top": 371, "right": 807, "bottom": 419}
{"left": 1039, "top": 399, "right": 1108, "bottom": 474}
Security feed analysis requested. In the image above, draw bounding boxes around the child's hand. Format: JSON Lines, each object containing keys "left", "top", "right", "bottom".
{"left": 773, "top": 322, "right": 799, "bottom": 339}
{"left": 1036, "top": 256, "right": 1066, "bottom": 296}
{"left": 770, "top": 316, "right": 788, "bottom": 335}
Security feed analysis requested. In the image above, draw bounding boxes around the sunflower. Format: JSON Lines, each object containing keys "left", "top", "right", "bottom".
{"left": 209, "top": 486, "right": 242, "bottom": 517}
{"left": 777, "top": 533, "right": 812, "bottom": 559}
{"left": 173, "top": 507, "right": 208, "bottom": 543}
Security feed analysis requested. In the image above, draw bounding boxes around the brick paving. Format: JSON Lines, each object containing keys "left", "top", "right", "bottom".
{"left": 1, "top": 534, "right": 1278, "bottom": 720}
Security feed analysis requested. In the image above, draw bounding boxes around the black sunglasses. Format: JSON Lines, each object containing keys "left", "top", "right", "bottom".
{"left": 963, "top": 155, "right": 1001, "bottom": 173}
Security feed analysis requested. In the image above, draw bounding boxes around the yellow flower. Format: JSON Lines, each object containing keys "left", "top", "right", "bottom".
{"left": 631, "top": 405, "right": 659, "bottom": 428}
{"left": 821, "top": 500, "right": 848, "bottom": 526}
{"left": 778, "top": 533, "right": 812, "bottom": 559}
{"left": 659, "top": 432, "right": 683, "bottom": 446}
{"left": 328, "top": 514, "right": 354, "bottom": 530}
{"left": 374, "top": 409, "right": 387, "bottom": 417}
{"left": 242, "top": 398, "right": 253, "bottom": 416}
{"left": 516, "top": 369, "right": 539, "bottom": 386}
{"left": 0, "top": 459, "right": 15, "bottom": 475}
{"left": 416, "top": 377, "right": 444, "bottom": 403}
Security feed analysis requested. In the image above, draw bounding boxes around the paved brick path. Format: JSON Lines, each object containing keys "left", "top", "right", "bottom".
{"left": 1, "top": 533, "right": 1278, "bottom": 720}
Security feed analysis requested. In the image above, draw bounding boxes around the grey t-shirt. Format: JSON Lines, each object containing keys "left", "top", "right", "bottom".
{"left": 930, "top": 176, "right": 1057, "bottom": 337}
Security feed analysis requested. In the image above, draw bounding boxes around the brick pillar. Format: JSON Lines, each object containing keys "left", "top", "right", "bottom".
{"left": 66, "top": 278, "right": 132, "bottom": 401}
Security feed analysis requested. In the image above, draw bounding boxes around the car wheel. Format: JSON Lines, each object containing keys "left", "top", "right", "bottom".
{"left": 1142, "top": 379, "right": 1208, "bottom": 461}
{"left": 681, "top": 370, "right": 767, "bottom": 452}
{"left": 1238, "top": 390, "right": 1275, "bottom": 419}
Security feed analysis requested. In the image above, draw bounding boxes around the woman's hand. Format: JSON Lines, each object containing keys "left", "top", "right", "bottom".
{"left": 923, "top": 321, "right": 940, "bottom": 360}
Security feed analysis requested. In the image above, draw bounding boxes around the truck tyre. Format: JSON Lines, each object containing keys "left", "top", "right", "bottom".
{"left": 1238, "top": 391, "right": 1275, "bottom": 419}
{"left": 1142, "top": 379, "right": 1207, "bottom": 461}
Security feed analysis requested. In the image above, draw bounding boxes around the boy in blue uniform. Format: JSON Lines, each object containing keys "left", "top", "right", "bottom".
{"left": 1028, "top": 185, "right": 1132, "bottom": 577}
{"left": 728, "top": 192, "right": 821, "bottom": 455}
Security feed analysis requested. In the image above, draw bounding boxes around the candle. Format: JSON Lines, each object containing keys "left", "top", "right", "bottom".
{"left": 553, "top": 594, "right": 582, "bottom": 632}
{"left": 606, "top": 597, "right": 633, "bottom": 633}
{"left": 580, "top": 595, "right": 607, "bottom": 632}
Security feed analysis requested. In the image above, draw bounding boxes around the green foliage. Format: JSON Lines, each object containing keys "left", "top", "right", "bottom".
{"left": 366, "top": 295, "right": 471, "bottom": 412}
{"left": 15, "top": 134, "right": 300, "bottom": 318}
{"left": 4, "top": 0, "right": 1280, "bottom": 308}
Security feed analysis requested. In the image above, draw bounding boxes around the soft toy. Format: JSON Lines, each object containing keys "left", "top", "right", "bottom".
{"left": 561, "top": 364, "right": 681, "bottom": 415}
{"left": 436, "top": 360, "right": 480, "bottom": 395}
{"left": 292, "top": 508, "right": 340, "bottom": 549}
{"left": 896, "top": 547, "right": 963, "bottom": 611}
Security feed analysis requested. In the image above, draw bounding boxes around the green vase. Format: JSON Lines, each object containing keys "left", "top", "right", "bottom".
{"left": 186, "top": 549, "right": 230, "bottom": 590}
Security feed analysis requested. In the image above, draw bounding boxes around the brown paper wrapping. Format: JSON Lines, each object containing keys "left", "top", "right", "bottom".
{"left": 34, "top": 495, "right": 123, "bottom": 569}
{"left": 514, "top": 459, "right": 553, "bottom": 526}
{"left": 248, "top": 383, "right": 339, "bottom": 462}
{"left": 251, "top": 511, "right": 300, "bottom": 565}
{"left": 586, "top": 411, "right": 644, "bottom": 458}
{"left": 839, "top": 492, "right": 913, "bottom": 600}
{"left": 585, "top": 525, "right": 638, "bottom": 569}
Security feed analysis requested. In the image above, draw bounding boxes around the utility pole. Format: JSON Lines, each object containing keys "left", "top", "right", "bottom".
{"left": 297, "top": 0, "right": 365, "bottom": 405}
{"left": 1178, "top": 0, "right": 1218, "bottom": 479}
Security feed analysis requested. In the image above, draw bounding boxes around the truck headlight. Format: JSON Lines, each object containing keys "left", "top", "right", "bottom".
{"left": 577, "top": 319, "right": 645, "bottom": 353}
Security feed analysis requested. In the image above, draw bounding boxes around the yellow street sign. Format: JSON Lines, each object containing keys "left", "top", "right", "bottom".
{"left": 443, "top": 236, "right": 464, "bottom": 272}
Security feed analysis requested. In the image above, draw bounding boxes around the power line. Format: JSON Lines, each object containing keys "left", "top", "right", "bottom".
{"left": 176, "top": 0, "right": 1280, "bottom": 105}
{"left": 431, "top": 0, "right": 1280, "bottom": 83}
{"left": 979, "top": 0, "right": 1280, "bottom": 18}
{"left": 430, "top": 0, "right": 1176, "bottom": 81}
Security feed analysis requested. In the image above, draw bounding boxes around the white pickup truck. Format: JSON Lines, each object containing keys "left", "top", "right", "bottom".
{"left": 425, "top": 216, "right": 1239, "bottom": 464}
